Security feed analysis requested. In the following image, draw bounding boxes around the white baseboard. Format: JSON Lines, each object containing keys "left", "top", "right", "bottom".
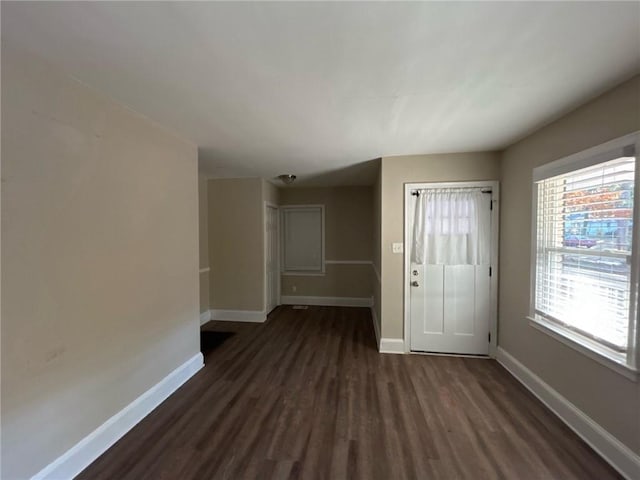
{"left": 31, "top": 353, "right": 204, "bottom": 480}
{"left": 209, "top": 309, "right": 266, "bottom": 323}
{"left": 280, "top": 295, "right": 373, "bottom": 308}
{"left": 199, "top": 310, "right": 211, "bottom": 326}
{"left": 496, "top": 347, "right": 640, "bottom": 480}
{"left": 380, "top": 338, "right": 405, "bottom": 354}
{"left": 370, "top": 307, "right": 381, "bottom": 350}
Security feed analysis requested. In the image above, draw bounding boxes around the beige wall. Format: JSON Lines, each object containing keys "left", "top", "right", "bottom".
{"left": 206, "top": 178, "right": 281, "bottom": 314}
{"left": 280, "top": 186, "right": 374, "bottom": 299}
{"left": 500, "top": 74, "right": 640, "bottom": 454}
{"left": 199, "top": 174, "right": 210, "bottom": 314}
{"left": 262, "top": 178, "right": 280, "bottom": 206}
{"left": 280, "top": 186, "right": 374, "bottom": 260}
{"left": 379, "top": 152, "right": 501, "bottom": 339}
{"left": 199, "top": 273, "right": 210, "bottom": 315}
{"left": 208, "top": 177, "right": 264, "bottom": 311}
{"left": 281, "top": 263, "right": 373, "bottom": 297}
{"left": 1, "top": 46, "right": 200, "bottom": 479}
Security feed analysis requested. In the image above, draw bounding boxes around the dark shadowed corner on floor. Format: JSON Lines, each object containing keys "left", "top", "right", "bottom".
{"left": 200, "top": 330, "right": 235, "bottom": 357}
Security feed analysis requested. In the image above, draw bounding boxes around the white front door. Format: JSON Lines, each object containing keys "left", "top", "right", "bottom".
{"left": 265, "top": 205, "right": 279, "bottom": 314}
{"left": 409, "top": 188, "right": 493, "bottom": 355}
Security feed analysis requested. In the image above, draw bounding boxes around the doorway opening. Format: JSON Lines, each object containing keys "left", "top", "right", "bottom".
{"left": 265, "top": 203, "right": 280, "bottom": 315}
{"left": 404, "top": 181, "right": 499, "bottom": 356}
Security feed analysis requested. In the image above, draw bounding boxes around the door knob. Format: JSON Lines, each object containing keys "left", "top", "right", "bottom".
{"left": 411, "top": 281, "right": 419, "bottom": 287}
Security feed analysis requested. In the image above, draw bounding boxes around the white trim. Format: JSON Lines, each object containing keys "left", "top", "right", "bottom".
{"left": 281, "top": 271, "right": 326, "bottom": 277}
{"left": 628, "top": 135, "right": 640, "bottom": 371}
{"left": 379, "top": 338, "right": 405, "bottom": 354}
{"left": 370, "top": 306, "right": 381, "bottom": 349}
{"left": 496, "top": 347, "right": 640, "bottom": 480}
{"left": 403, "top": 183, "right": 412, "bottom": 354}
{"left": 528, "top": 317, "right": 638, "bottom": 381}
{"left": 209, "top": 309, "right": 266, "bottom": 322}
{"left": 280, "top": 260, "right": 375, "bottom": 276}
{"left": 403, "top": 181, "right": 499, "bottom": 356}
{"left": 31, "top": 353, "right": 204, "bottom": 480}
{"left": 199, "top": 310, "right": 211, "bottom": 326}
{"left": 325, "top": 260, "right": 373, "bottom": 265}
{"left": 264, "top": 202, "right": 281, "bottom": 315}
{"left": 489, "top": 183, "right": 500, "bottom": 358}
{"left": 281, "top": 295, "right": 373, "bottom": 308}
{"left": 411, "top": 351, "right": 490, "bottom": 359}
{"left": 198, "top": 267, "right": 210, "bottom": 274}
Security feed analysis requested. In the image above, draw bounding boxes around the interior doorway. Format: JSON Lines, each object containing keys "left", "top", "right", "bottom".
{"left": 265, "top": 203, "right": 280, "bottom": 314}
{"left": 404, "top": 181, "right": 499, "bottom": 356}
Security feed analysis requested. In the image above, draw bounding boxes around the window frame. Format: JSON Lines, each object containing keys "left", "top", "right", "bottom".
{"left": 280, "top": 204, "right": 326, "bottom": 276}
{"left": 529, "top": 132, "right": 640, "bottom": 381}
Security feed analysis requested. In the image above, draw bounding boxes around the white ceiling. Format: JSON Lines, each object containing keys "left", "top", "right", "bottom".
{"left": 3, "top": 2, "right": 640, "bottom": 186}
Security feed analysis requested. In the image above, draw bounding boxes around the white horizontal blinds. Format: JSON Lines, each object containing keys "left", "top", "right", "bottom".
{"left": 282, "top": 207, "right": 323, "bottom": 271}
{"left": 535, "top": 155, "right": 635, "bottom": 353}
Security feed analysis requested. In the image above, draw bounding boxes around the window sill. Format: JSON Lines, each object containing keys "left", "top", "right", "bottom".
{"left": 527, "top": 316, "right": 638, "bottom": 382}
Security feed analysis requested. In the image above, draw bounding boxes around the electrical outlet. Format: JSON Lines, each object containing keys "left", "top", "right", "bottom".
{"left": 392, "top": 242, "right": 404, "bottom": 254}
{"left": 292, "top": 285, "right": 297, "bottom": 292}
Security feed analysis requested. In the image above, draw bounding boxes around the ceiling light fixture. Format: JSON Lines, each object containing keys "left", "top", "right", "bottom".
{"left": 277, "top": 174, "right": 296, "bottom": 185}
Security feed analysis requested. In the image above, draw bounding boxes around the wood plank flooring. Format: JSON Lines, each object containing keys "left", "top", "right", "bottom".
{"left": 78, "top": 306, "right": 621, "bottom": 479}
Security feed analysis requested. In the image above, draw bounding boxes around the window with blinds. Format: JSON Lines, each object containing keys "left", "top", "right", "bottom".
{"left": 281, "top": 206, "right": 325, "bottom": 273}
{"left": 533, "top": 145, "right": 638, "bottom": 364}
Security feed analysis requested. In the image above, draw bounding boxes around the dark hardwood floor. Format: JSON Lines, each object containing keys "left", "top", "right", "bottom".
{"left": 78, "top": 306, "right": 621, "bottom": 480}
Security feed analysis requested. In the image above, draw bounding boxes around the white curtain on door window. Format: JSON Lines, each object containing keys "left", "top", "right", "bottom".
{"left": 412, "top": 188, "right": 489, "bottom": 265}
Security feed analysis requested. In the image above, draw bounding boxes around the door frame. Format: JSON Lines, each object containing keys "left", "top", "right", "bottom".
{"left": 403, "top": 181, "right": 500, "bottom": 357}
{"left": 264, "top": 202, "right": 280, "bottom": 314}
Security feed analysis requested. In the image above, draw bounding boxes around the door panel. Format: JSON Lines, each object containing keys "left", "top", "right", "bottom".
{"left": 447, "top": 265, "right": 475, "bottom": 336}
{"left": 414, "top": 265, "right": 444, "bottom": 335}
{"left": 409, "top": 190, "right": 492, "bottom": 355}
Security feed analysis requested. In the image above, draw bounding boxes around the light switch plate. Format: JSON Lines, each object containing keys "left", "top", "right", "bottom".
{"left": 392, "top": 242, "right": 404, "bottom": 254}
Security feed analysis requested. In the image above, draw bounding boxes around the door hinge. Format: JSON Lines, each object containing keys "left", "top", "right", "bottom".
{"left": 489, "top": 266, "right": 492, "bottom": 277}
{"left": 488, "top": 332, "right": 491, "bottom": 343}
{"left": 490, "top": 200, "right": 493, "bottom": 211}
